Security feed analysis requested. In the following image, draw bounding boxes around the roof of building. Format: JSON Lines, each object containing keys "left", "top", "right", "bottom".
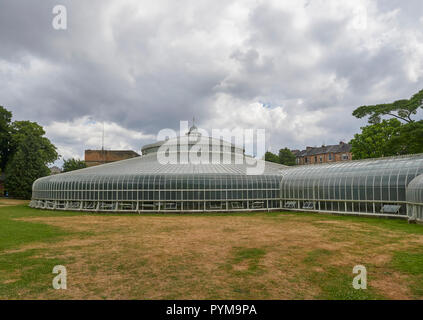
{"left": 36, "top": 127, "right": 287, "bottom": 183}
{"left": 296, "top": 142, "right": 351, "bottom": 157}
{"left": 49, "top": 166, "right": 62, "bottom": 174}
{"left": 85, "top": 150, "right": 140, "bottom": 155}
{"left": 141, "top": 124, "right": 245, "bottom": 155}
{"left": 40, "top": 153, "right": 287, "bottom": 179}
{"left": 84, "top": 150, "right": 140, "bottom": 163}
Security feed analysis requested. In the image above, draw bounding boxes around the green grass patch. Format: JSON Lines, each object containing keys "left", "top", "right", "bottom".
{"left": 0, "top": 216, "right": 67, "bottom": 251}
{"left": 0, "top": 249, "right": 68, "bottom": 299}
{"left": 230, "top": 247, "right": 267, "bottom": 275}
{"left": 0, "top": 205, "right": 90, "bottom": 299}
{"left": 306, "top": 266, "right": 383, "bottom": 300}
{"left": 302, "top": 248, "right": 383, "bottom": 299}
{"left": 219, "top": 247, "right": 268, "bottom": 298}
{"left": 0, "top": 205, "right": 93, "bottom": 251}
{"left": 391, "top": 251, "right": 423, "bottom": 275}
{"left": 391, "top": 250, "right": 423, "bottom": 297}
{"left": 303, "top": 248, "right": 333, "bottom": 265}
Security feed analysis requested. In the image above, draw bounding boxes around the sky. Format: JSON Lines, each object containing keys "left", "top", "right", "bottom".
{"left": 1, "top": 0, "right": 423, "bottom": 165}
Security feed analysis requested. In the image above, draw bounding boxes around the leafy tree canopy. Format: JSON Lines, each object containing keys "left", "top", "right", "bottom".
{"left": 264, "top": 151, "right": 280, "bottom": 164}
{"left": 278, "top": 148, "right": 296, "bottom": 166}
{"left": 389, "top": 120, "right": 423, "bottom": 155}
{"left": 349, "top": 119, "right": 423, "bottom": 160}
{"left": 63, "top": 158, "right": 87, "bottom": 172}
{"left": 352, "top": 89, "right": 423, "bottom": 124}
{"left": 5, "top": 121, "right": 58, "bottom": 199}
{"left": 0, "top": 106, "right": 12, "bottom": 171}
{"left": 349, "top": 119, "right": 402, "bottom": 159}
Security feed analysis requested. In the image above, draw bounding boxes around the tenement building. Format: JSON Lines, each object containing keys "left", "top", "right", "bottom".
{"left": 84, "top": 150, "right": 140, "bottom": 167}
{"left": 293, "top": 142, "right": 352, "bottom": 165}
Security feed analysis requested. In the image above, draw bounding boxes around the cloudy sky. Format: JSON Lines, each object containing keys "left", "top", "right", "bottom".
{"left": 1, "top": 0, "right": 423, "bottom": 164}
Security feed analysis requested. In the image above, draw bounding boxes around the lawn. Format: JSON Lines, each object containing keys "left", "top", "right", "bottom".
{"left": 0, "top": 198, "right": 422, "bottom": 300}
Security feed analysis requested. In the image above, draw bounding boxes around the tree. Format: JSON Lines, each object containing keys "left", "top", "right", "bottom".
{"left": 349, "top": 119, "right": 403, "bottom": 159}
{"left": 0, "top": 106, "right": 12, "bottom": 171}
{"left": 63, "top": 158, "right": 87, "bottom": 172}
{"left": 352, "top": 89, "right": 423, "bottom": 124}
{"left": 389, "top": 120, "right": 423, "bottom": 155}
{"left": 264, "top": 151, "right": 280, "bottom": 164}
{"left": 5, "top": 121, "right": 58, "bottom": 199}
{"left": 278, "top": 148, "right": 296, "bottom": 166}
{"left": 351, "top": 89, "right": 423, "bottom": 159}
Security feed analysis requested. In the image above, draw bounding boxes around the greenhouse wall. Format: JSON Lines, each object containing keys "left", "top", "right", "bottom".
{"left": 31, "top": 149, "right": 423, "bottom": 221}
{"left": 406, "top": 173, "right": 423, "bottom": 222}
{"left": 280, "top": 155, "right": 423, "bottom": 219}
{"left": 31, "top": 174, "right": 281, "bottom": 212}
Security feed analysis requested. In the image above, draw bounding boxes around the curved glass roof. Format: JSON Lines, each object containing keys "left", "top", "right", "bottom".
{"left": 141, "top": 129, "right": 245, "bottom": 156}
{"left": 407, "top": 173, "right": 423, "bottom": 203}
{"left": 407, "top": 173, "right": 423, "bottom": 220}
{"left": 280, "top": 154, "right": 423, "bottom": 202}
{"left": 281, "top": 154, "right": 423, "bottom": 179}
{"left": 35, "top": 152, "right": 287, "bottom": 190}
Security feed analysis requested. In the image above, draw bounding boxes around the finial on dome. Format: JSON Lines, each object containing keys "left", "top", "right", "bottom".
{"left": 186, "top": 116, "right": 200, "bottom": 136}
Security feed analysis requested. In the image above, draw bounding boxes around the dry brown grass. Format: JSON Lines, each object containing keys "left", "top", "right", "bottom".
{"left": 6, "top": 212, "right": 422, "bottom": 300}
{"left": 0, "top": 199, "right": 29, "bottom": 207}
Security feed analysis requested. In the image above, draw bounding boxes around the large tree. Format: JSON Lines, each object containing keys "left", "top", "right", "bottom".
{"left": 5, "top": 121, "right": 58, "bottom": 199}
{"left": 0, "top": 106, "right": 12, "bottom": 171}
{"left": 278, "top": 148, "right": 296, "bottom": 166}
{"left": 389, "top": 120, "right": 423, "bottom": 155}
{"left": 63, "top": 158, "right": 87, "bottom": 172}
{"left": 264, "top": 151, "right": 280, "bottom": 164}
{"left": 349, "top": 119, "right": 423, "bottom": 159}
{"left": 352, "top": 89, "right": 423, "bottom": 124}
{"left": 351, "top": 89, "right": 423, "bottom": 159}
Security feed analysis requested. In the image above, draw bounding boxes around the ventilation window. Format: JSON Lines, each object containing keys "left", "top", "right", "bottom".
{"left": 303, "top": 201, "right": 315, "bottom": 209}
{"left": 380, "top": 205, "right": 401, "bottom": 214}
{"left": 164, "top": 202, "right": 176, "bottom": 210}
{"left": 209, "top": 202, "right": 222, "bottom": 209}
{"left": 231, "top": 201, "right": 243, "bottom": 209}
{"left": 284, "top": 201, "right": 297, "bottom": 208}
{"left": 251, "top": 201, "right": 264, "bottom": 209}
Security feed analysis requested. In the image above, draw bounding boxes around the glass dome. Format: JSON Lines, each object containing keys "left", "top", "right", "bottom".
{"left": 30, "top": 128, "right": 286, "bottom": 212}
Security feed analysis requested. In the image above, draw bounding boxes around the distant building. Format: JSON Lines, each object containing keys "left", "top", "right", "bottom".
{"left": 84, "top": 150, "right": 140, "bottom": 167}
{"left": 49, "top": 166, "right": 62, "bottom": 175}
{"left": 293, "top": 142, "right": 352, "bottom": 165}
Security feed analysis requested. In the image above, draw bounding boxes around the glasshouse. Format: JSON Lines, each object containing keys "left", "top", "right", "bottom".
{"left": 280, "top": 155, "right": 423, "bottom": 221}
{"left": 30, "top": 125, "right": 423, "bottom": 222}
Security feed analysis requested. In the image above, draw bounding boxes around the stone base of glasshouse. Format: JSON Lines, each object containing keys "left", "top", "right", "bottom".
{"left": 29, "top": 199, "right": 414, "bottom": 219}
{"left": 30, "top": 128, "right": 423, "bottom": 222}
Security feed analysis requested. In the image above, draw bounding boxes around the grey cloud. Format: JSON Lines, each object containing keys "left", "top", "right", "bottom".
{"left": 0, "top": 0, "right": 422, "bottom": 160}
